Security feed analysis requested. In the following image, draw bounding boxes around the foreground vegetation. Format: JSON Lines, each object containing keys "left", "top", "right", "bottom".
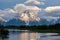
{"left": 0, "top": 28, "right": 9, "bottom": 38}
{"left": 0, "top": 23, "right": 60, "bottom": 32}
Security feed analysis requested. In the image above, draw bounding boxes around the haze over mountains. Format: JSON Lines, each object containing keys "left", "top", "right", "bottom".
{"left": 0, "top": 18, "right": 60, "bottom": 26}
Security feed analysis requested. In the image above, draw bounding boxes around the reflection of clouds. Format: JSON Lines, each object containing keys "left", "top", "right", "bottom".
{"left": 30, "top": 33, "right": 40, "bottom": 40}
{"left": 20, "top": 32, "right": 40, "bottom": 40}
{"left": 8, "top": 32, "right": 60, "bottom": 40}
{"left": 20, "top": 32, "right": 59, "bottom": 40}
{"left": 20, "top": 32, "right": 28, "bottom": 40}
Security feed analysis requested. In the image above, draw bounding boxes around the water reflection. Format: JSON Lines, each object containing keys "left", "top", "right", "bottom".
{"left": 0, "top": 30, "right": 60, "bottom": 40}
{"left": 20, "top": 32, "right": 40, "bottom": 40}
{"left": 0, "top": 30, "right": 9, "bottom": 40}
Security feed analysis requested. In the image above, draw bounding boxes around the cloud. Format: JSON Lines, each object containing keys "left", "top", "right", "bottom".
{"left": 44, "top": 6, "right": 60, "bottom": 13}
{"left": 42, "top": 16, "right": 60, "bottom": 21}
{"left": 0, "top": 3, "right": 60, "bottom": 25}
{"left": 0, "top": 9, "right": 17, "bottom": 22}
{"left": 14, "top": 4, "right": 41, "bottom": 22}
{"left": 44, "top": 6, "right": 60, "bottom": 17}
{"left": 0, "top": 4, "right": 41, "bottom": 24}
{"left": 39, "top": 6, "right": 60, "bottom": 21}
{"left": 24, "top": 0, "right": 44, "bottom": 5}
{"left": 1, "top": 0, "right": 60, "bottom": 25}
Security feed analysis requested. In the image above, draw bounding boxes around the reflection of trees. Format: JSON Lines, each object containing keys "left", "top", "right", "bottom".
{"left": 0, "top": 28, "right": 9, "bottom": 40}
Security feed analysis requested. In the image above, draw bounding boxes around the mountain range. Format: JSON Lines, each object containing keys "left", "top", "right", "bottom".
{"left": 0, "top": 18, "right": 60, "bottom": 26}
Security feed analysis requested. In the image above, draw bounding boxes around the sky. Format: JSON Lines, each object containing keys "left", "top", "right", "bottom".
{"left": 0, "top": 0, "right": 60, "bottom": 25}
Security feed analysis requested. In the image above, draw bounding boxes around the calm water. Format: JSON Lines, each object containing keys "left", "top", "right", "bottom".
{"left": 0, "top": 30, "right": 60, "bottom": 40}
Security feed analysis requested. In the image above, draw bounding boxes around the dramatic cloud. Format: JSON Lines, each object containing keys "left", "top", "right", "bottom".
{"left": 14, "top": 4, "right": 41, "bottom": 23}
{"left": 24, "top": 0, "right": 44, "bottom": 5}
{"left": 0, "top": 0, "right": 60, "bottom": 25}
{"left": 0, "top": 1, "right": 60, "bottom": 25}
{"left": 0, "top": 4, "right": 41, "bottom": 25}
{"left": 0, "top": 9, "right": 17, "bottom": 22}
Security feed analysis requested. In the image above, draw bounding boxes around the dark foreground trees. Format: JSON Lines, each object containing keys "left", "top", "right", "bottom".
{"left": 3, "top": 23, "right": 60, "bottom": 30}
{"left": 0, "top": 23, "right": 60, "bottom": 32}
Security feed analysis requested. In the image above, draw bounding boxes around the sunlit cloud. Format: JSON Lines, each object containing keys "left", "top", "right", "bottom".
{"left": 24, "top": 0, "right": 44, "bottom": 5}
{"left": 14, "top": 4, "right": 41, "bottom": 25}
{"left": 44, "top": 6, "right": 60, "bottom": 13}
{"left": 0, "top": 0, "right": 60, "bottom": 25}
{"left": 0, "top": 3, "right": 41, "bottom": 25}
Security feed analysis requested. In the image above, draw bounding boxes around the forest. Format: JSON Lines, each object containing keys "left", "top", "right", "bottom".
{"left": 0, "top": 23, "right": 60, "bottom": 32}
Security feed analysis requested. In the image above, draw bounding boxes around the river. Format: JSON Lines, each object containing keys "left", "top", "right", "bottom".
{"left": 0, "top": 30, "right": 60, "bottom": 40}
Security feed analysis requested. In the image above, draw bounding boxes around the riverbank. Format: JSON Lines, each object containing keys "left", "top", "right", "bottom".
{"left": 0, "top": 28, "right": 9, "bottom": 38}
{"left": 3, "top": 28, "right": 60, "bottom": 33}
{"left": 29, "top": 29, "right": 60, "bottom": 33}
{"left": 0, "top": 23, "right": 60, "bottom": 33}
